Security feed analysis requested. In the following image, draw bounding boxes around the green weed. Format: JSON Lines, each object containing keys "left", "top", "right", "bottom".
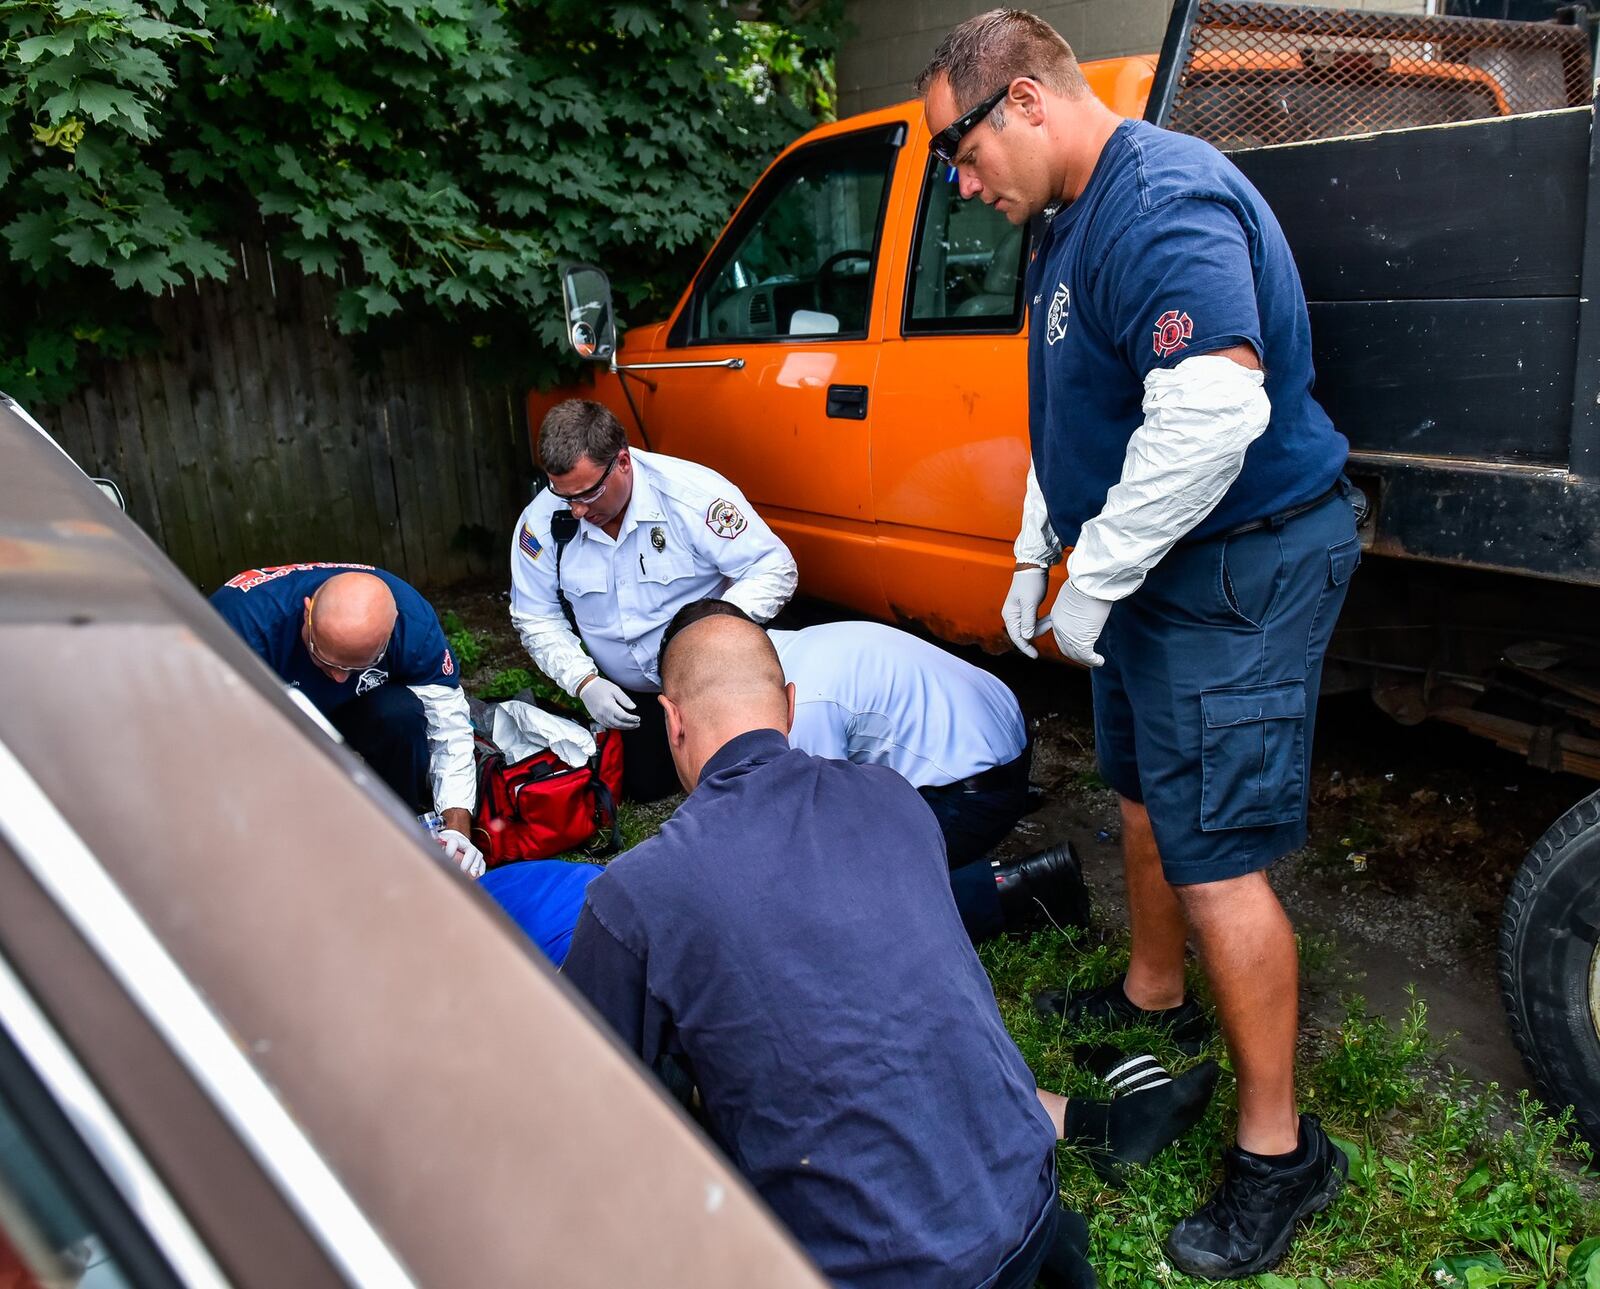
{"left": 475, "top": 665, "right": 580, "bottom": 714}
{"left": 440, "top": 610, "right": 484, "bottom": 672}
{"left": 1305, "top": 991, "right": 1433, "bottom": 1123}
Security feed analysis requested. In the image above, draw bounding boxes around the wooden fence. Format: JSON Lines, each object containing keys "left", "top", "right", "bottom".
{"left": 40, "top": 242, "right": 536, "bottom": 593}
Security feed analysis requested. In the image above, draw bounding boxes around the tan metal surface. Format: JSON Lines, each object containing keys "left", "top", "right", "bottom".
{"left": 0, "top": 410, "right": 825, "bottom": 1287}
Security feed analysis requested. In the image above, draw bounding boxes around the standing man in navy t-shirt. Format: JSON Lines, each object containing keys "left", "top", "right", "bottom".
{"left": 922, "top": 12, "right": 1358, "bottom": 1279}
{"left": 211, "top": 563, "right": 485, "bottom": 878}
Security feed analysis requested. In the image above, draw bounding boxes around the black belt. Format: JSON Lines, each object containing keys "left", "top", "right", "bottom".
{"left": 1196, "top": 477, "right": 1348, "bottom": 545}
{"left": 949, "top": 738, "right": 1033, "bottom": 795}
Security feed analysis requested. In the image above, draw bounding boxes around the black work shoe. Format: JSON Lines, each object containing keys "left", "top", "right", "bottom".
{"left": 1064, "top": 1056, "right": 1220, "bottom": 1185}
{"left": 1034, "top": 974, "right": 1211, "bottom": 1054}
{"left": 1165, "top": 1115, "right": 1347, "bottom": 1280}
{"left": 994, "top": 843, "right": 1091, "bottom": 933}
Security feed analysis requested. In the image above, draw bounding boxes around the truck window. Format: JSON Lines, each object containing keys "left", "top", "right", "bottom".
{"left": 904, "top": 157, "right": 1027, "bottom": 334}
{"left": 687, "top": 131, "right": 899, "bottom": 344}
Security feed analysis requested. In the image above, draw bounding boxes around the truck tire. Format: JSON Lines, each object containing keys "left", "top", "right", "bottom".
{"left": 1499, "top": 787, "right": 1600, "bottom": 1150}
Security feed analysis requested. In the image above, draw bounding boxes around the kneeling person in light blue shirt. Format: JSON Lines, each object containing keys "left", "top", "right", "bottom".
{"left": 769, "top": 617, "right": 1088, "bottom": 941}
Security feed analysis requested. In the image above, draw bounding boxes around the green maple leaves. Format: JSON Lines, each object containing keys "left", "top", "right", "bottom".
{"left": 1, "top": 0, "right": 841, "bottom": 403}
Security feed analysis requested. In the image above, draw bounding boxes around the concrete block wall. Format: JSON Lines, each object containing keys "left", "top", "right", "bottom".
{"left": 837, "top": 0, "right": 1432, "bottom": 117}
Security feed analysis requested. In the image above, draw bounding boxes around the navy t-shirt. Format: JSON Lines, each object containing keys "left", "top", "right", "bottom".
{"left": 563, "top": 730, "right": 1057, "bottom": 1289}
{"left": 1026, "top": 119, "right": 1348, "bottom": 545}
{"left": 210, "top": 563, "right": 458, "bottom": 714}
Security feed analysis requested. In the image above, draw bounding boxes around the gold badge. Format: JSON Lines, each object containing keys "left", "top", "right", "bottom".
{"left": 651, "top": 526, "right": 666, "bottom": 552}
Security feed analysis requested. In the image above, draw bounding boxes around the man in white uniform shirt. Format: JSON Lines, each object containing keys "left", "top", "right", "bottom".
{"left": 677, "top": 604, "right": 1088, "bottom": 940}
{"left": 510, "top": 400, "right": 798, "bottom": 800}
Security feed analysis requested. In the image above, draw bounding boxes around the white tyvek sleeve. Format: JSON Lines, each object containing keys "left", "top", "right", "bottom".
{"left": 507, "top": 511, "right": 596, "bottom": 696}
{"left": 720, "top": 541, "right": 798, "bottom": 623}
{"left": 411, "top": 683, "right": 476, "bottom": 814}
{"left": 1066, "top": 354, "right": 1270, "bottom": 602}
{"left": 1013, "top": 463, "right": 1063, "bottom": 568}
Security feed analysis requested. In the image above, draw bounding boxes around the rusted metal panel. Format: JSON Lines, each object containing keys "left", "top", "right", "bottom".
{"left": 1347, "top": 452, "right": 1600, "bottom": 585}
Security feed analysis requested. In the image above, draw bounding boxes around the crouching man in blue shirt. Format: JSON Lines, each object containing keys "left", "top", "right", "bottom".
{"left": 562, "top": 604, "right": 1219, "bottom": 1289}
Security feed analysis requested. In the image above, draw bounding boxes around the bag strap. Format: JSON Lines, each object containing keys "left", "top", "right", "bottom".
{"left": 588, "top": 733, "right": 622, "bottom": 856}
{"left": 590, "top": 775, "right": 622, "bottom": 856}
{"left": 550, "top": 508, "right": 580, "bottom": 637}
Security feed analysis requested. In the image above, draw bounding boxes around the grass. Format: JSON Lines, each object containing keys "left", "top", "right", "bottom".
{"left": 982, "top": 930, "right": 1599, "bottom": 1286}
{"left": 440, "top": 590, "right": 1600, "bottom": 1284}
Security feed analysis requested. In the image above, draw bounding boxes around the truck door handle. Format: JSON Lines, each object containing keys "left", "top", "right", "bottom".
{"left": 826, "top": 385, "right": 868, "bottom": 420}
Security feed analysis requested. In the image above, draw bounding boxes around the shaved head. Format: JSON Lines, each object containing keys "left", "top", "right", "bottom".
{"left": 657, "top": 606, "right": 793, "bottom": 789}
{"left": 303, "top": 572, "right": 396, "bottom": 677}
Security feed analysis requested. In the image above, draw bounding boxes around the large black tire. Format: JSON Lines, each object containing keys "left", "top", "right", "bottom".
{"left": 1499, "top": 787, "right": 1600, "bottom": 1150}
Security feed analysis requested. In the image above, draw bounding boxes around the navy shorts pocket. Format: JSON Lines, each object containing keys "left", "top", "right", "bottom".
{"left": 1199, "top": 680, "right": 1307, "bottom": 832}
{"left": 1305, "top": 535, "right": 1362, "bottom": 669}
{"left": 1328, "top": 536, "right": 1362, "bottom": 587}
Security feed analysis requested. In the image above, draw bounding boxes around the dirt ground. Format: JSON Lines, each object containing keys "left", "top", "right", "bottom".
{"left": 437, "top": 579, "right": 1595, "bottom": 1097}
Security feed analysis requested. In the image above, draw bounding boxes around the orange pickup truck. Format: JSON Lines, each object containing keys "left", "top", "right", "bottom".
{"left": 538, "top": 54, "right": 1155, "bottom": 652}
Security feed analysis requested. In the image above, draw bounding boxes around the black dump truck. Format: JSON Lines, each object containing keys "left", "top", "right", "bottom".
{"left": 1148, "top": 0, "right": 1600, "bottom": 1146}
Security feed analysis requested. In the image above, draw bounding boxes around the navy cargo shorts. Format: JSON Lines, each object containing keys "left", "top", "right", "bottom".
{"left": 1092, "top": 489, "right": 1360, "bottom": 885}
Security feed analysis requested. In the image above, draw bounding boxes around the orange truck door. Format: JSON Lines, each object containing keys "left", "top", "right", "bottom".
{"left": 868, "top": 142, "right": 1045, "bottom": 650}
{"left": 868, "top": 65, "right": 1152, "bottom": 649}
{"left": 607, "top": 118, "right": 915, "bottom": 618}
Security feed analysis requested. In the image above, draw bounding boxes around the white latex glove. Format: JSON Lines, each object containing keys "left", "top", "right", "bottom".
{"left": 1003, "top": 567, "right": 1050, "bottom": 659}
{"left": 580, "top": 676, "right": 640, "bottom": 730}
{"left": 437, "top": 829, "right": 486, "bottom": 880}
{"left": 1047, "top": 581, "right": 1113, "bottom": 668}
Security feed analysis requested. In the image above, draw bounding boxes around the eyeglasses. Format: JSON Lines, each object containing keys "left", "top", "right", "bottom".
{"left": 304, "top": 597, "right": 388, "bottom": 674}
{"left": 928, "top": 79, "right": 1031, "bottom": 165}
{"left": 549, "top": 452, "right": 622, "bottom": 507}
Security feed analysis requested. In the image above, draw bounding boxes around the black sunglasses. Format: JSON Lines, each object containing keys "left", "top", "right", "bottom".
{"left": 929, "top": 79, "right": 1030, "bottom": 164}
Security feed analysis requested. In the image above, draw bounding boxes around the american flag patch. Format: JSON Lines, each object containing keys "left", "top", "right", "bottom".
{"left": 518, "top": 523, "right": 541, "bottom": 561}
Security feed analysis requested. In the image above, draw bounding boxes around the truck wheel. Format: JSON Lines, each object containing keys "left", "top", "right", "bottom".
{"left": 1499, "top": 788, "right": 1600, "bottom": 1150}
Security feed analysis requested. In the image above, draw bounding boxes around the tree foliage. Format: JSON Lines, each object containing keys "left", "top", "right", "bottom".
{"left": 0, "top": 0, "right": 841, "bottom": 404}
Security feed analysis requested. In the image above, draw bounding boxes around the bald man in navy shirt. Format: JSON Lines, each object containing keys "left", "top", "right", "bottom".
{"left": 562, "top": 606, "right": 1219, "bottom": 1289}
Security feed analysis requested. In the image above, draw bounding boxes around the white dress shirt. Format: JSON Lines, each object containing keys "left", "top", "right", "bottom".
{"left": 510, "top": 448, "right": 797, "bottom": 694}
{"left": 769, "top": 621, "right": 1028, "bottom": 789}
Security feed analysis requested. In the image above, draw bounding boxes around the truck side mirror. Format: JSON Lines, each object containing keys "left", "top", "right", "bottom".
{"left": 560, "top": 263, "right": 617, "bottom": 364}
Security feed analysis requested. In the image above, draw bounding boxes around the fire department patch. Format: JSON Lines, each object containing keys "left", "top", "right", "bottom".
{"left": 1045, "top": 283, "right": 1070, "bottom": 346}
{"left": 442, "top": 648, "right": 455, "bottom": 677}
{"left": 1152, "top": 309, "right": 1194, "bottom": 359}
{"left": 706, "top": 499, "right": 748, "bottom": 539}
{"left": 355, "top": 667, "right": 389, "bottom": 696}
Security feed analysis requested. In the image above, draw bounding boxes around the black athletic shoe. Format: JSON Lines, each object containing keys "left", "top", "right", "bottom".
{"left": 1164, "top": 1115, "right": 1347, "bottom": 1280}
{"left": 1064, "top": 1056, "right": 1220, "bottom": 1185}
{"left": 994, "top": 843, "right": 1091, "bottom": 933}
{"left": 1034, "top": 974, "right": 1212, "bottom": 1054}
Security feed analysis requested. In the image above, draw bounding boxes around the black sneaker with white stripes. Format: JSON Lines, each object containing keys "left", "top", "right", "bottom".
{"left": 1063, "top": 1049, "right": 1220, "bottom": 1184}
